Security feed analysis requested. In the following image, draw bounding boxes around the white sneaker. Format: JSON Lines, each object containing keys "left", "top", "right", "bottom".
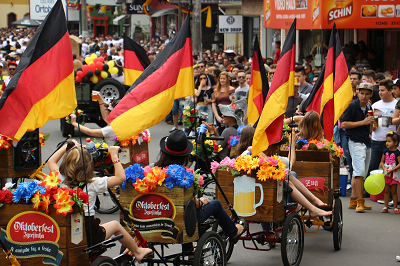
{"left": 396, "top": 255, "right": 400, "bottom": 261}
{"left": 377, "top": 200, "right": 385, "bottom": 204}
{"left": 389, "top": 200, "right": 394, "bottom": 207}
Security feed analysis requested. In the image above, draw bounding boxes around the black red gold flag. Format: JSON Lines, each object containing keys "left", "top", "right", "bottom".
{"left": 107, "top": 15, "right": 194, "bottom": 140}
{"left": 252, "top": 19, "right": 296, "bottom": 156}
{"left": 123, "top": 34, "right": 150, "bottom": 85}
{"left": 247, "top": 35, "right": 269, "bottom": 125}
{"left": 0, "top": 0, "right": 76, "bottom": 141}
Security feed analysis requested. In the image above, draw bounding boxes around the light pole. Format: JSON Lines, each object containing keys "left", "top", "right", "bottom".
{"left": 81, "top": 0, "right": 89, "bottom": 38}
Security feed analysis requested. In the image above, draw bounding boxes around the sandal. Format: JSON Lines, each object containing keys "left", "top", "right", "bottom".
{"left": 394, "top": 208, "right": 400, "bottom": 214}
{"left": 232, "top": 219, "right": 247, "bottom": 244}
{"left": 381, "top": 207, "right": 389, "bottom": 213}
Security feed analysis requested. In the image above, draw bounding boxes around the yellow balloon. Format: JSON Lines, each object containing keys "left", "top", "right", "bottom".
{"left": 90, "top": 53, "right": 97, "bottom": 58}
{"left": 107, "top": 61, "right": 115, "bottom": 68}
{"left": 92, "top": 75, "right": 98, "bottom": 84}
{"left": 84, "top": 57, "right": 91, "bottom": 64}
{"left": 101, "top": 71, "right": 108, "bottom": 79}
{"left": 110, "top": 67, "right": 118, "bottom": 74}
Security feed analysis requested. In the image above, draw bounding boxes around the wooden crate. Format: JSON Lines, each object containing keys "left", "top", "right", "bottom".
{"left": 120, "top": 184, "right": 198, "bottom": 244}
{"left": 215, "top": 170, "right": 285, "bottom": 223}
{"left": 121, "top": 142, "right": 149, "bottom": 168}
{"left": 0, "top": 147, "right": 42, "bottom": 178}
{"left": 279, "top": 150, "right": 339, "bottom": 206}
{"left": 0, "top": 205, "right": 90, "bottom": 266}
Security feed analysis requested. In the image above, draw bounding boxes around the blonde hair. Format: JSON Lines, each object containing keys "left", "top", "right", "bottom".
{"left": 298, "top": 111, "right": 324, "bottom": 141}
{"left": 59, "top": 147, "right": 95, "bottom": 187}
{"left": 74, "top": 60, "right": 83, "bottom": 72}
{"left": 215, "top": 72, "right": 230, "bottom": 99}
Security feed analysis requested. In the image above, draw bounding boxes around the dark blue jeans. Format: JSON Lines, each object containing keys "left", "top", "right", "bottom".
{"left": 368, "top": 140, "right": 386, "bottom": 177}
{"left": 197, "top": 200, "right": 237, "bottom": 238}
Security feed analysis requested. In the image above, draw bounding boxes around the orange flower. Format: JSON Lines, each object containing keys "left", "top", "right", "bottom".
{"left": 42, "top": 171, "right": 61, "bottom": 190}
{"left": 133, "top": 179, "right": 150, "bottom": 194}
{"left": 31, "top": 191, "right": 41, "bottom": 211}
{"left": 53, "top": 197, "right": 75, "bottom": 217}
{"left": 40, "top": 194, "right": 51, "bottom": 214}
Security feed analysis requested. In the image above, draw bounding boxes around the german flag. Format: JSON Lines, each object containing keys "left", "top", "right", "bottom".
{"left": 247, "top": 35, "right": 269, "bottom": 125}
{"left": 252, "top": 19, "right": 296, "bottom": 156}
{"left": 107, "top": 15, "right": 194, "bottom": 140}
{"left": 123, "top": 34, "right": 150, "bottom": 86}
{"left": 0, "top": 0, "right": 76, "bottom": 141}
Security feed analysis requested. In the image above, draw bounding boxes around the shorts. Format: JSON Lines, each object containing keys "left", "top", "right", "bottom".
{"left": 85, "top": 216, "right": 106, "bottom": 246}
{"left": 348, "top": 139, "right": 371, "bottom": 178}
{"left": 172, "top": 99, "right": 180, "bottom": 115}
{"left": 385, "top": 175, "right": 400, "bottom": 185}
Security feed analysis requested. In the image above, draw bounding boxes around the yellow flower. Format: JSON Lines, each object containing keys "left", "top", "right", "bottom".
{"left": 101, "top": 142, "right": 108, "bottom": 148}
{"left": 205, "top": 140, "right": 214, "bottom": 146}
{"left": 95, "top": 143, "right": 101, "bottom": 148}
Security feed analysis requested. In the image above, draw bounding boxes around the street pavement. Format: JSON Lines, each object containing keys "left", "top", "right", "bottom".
{"left": 40, "top": 119, "right": 400, "bottom": 266}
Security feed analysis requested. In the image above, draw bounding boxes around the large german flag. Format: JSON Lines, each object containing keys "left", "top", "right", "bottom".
{"left": 123, "top": 34, "right": 150, "bottom": 86}
{"left": 304, "top": 25, "right": 335, "bottom": 141}
{"left": 247, "top": 35, "right": 269, "bottom": 125}
{"left": 108, "top": 15, "right": 194, "bottom": 140}
{"left": 252, "top": 19, "right": 296, "bottom": 156}
{"left": 0, "top": 0, "right": 76, "bottom": 141}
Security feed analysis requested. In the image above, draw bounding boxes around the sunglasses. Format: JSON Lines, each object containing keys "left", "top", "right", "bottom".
{"left": 9, "top": 68, "right": 16, "bottom": 71}
{"left": 198, "top": 65, "right": 205, "bottom": 68}
{"left": 237, "top": 76, "right": 245, "bottom": 79}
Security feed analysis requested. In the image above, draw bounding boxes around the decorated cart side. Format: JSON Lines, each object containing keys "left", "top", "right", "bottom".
{"left": 0, "top": 172, "right": 90, "bottom": 266}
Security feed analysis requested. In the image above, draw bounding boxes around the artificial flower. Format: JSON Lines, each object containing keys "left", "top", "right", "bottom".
{"left": 41, "top": 171, "right": 61, "bottom": 189}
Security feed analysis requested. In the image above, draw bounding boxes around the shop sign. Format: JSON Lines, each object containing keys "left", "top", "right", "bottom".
{"left": 127, "top": 4, "right": 150, "bottom": 14}
{"left": 133, "top": 150, "right": 148, "bottom": 164}
{"left": 298, "top": 177, "right": 329, "bottom": 196}
{"left": 129, "top": 193, "right": 179, "bottom": 240}
{"left": 1, "top": 211, "right": 63, "bottom": 265}
{"left": 218, "top": 15, "right": 243, "bottom": 33}
{"left": 29, "top": 0, "right": 68, "bottom": 21}
{"left": 264, "top": 0, "right": 400, "bottom": 29}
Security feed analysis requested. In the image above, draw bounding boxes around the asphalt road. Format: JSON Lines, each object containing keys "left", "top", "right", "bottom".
{"left": 39, "top": 119, "right": 400, "bottom": 266}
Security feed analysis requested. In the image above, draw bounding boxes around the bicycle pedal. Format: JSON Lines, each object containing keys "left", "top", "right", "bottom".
{"left": 255, "top": 234, "right": 265, "bottom": 245}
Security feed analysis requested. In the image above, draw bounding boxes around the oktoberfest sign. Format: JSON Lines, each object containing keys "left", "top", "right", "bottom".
{"left": 298, "top": 177, "right": 329, "bottom": 196}
{"left": 1, "top": 211, "right": 63, "bottom": 265}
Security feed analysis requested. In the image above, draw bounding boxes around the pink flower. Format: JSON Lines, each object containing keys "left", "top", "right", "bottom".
{"left": 316, "top": 142, "right": 326, "bottom": 149}
{"left": 186, "top": 168, "right": 194, "bottom": 174}
{"left": 301, "top": 144, "right": 309, "bottom": 150}
{"left": 258, "top": 157, "right": 267, "bottom": 165}
{"left": 229, "top": 159, "right": 236, "bottom": 169}
{"left": 143, "top": 165, "right": 152, "bottom": 174}
{"left": 269, "top": 158, "right": 278, "bottom": 166}
{"left": 211, "top": 161, "right": 220, "bottom": 170}
{"left": 198, "top": 175, "right": 204, "bottom": 187}
{"left": 220, "top": 157, "right": 231, "bottom": 167}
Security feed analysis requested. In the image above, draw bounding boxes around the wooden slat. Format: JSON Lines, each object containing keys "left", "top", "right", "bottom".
{"left": 279, "top": 150, "right": 331, "bottom": 162}
{"left": 67, "top": 245, "right": 91, "bottom": 266}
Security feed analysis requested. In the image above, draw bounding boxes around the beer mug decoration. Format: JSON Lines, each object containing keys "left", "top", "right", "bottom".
{"left": 233, "top": 175, "right": 264, "bottom": 217}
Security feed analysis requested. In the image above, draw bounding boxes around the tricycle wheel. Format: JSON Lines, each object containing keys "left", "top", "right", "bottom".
{"left": 281, "top": 213, "right": 304, "bottom": 266}
{"left": 91, "top": 256, "right": 118, "bottom": 266}
{"left": 193, "top": 231, "right": 226, "bottom": 266}
{"left": 213, "top": 228, "right": 234, "bottom": 263}
{"left": 333, "top": 198, "right": 343, "bottom": 251}
{"left": 95, "top": 186, "right": 120, "bottom": 214}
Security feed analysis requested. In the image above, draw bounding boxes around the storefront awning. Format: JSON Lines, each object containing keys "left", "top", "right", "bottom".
{"left": 113, "top": 15, "right": 127, "bottom": 25}
{"left": 151, "top": 9, "right": 176, "bottom": 17}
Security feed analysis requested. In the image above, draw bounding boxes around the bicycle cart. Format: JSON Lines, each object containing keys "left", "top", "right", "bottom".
{"left": 280, "top": 150, "right": 343, "bottom": 251}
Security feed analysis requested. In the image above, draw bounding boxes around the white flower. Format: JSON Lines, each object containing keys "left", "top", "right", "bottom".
{"left": 3, "top": 182, "right": 15, "bottom": 190}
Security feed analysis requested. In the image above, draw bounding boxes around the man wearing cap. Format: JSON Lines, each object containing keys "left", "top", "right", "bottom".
{"left": 0, "top": 61, "right": 17, "bottom": 96}
{"left": 204, "top": 99, "right": 246, "bottom": 160}
{"left": 367, "top": 79, "right": 396, "bottom": 189}
{"left": 342, "top": 82, "right": 375, "bottom": 213}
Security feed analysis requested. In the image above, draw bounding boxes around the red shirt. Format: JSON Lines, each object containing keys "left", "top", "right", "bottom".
{"left": 273, "top": 48, "right": 281, "bottom": 64}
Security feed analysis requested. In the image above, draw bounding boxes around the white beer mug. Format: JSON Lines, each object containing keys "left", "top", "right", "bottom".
{"left": 233, "top": 175, "right": 264, "bottom": 217}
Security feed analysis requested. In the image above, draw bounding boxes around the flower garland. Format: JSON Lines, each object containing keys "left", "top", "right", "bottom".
{"left": 182, "top": 106, "right": 200, "bottom": 129}
{"left": 122, "top": 163, "right": 204, "bottom": 194}
{"left": 281, "top": 139, "right": 344, "bottom": 158}
{"left": 65, "top": 109, "right": 85, "bottom": 125}
{"left": 211, "top": 155, "right": 288, "bottom": 182}
{"left": 39, "top": 132, "right": 50, "bottom": 148}
{"left": 113, "top": 129, "right": 151, "bottom": 147}
{"left": 0, "top": 171, "right": 89, "bottom": 216}
{"left": 191, "top": 139, "right": 222, "bottom": 160}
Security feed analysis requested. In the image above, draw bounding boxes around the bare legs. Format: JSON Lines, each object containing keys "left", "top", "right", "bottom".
{"left": 102, "top": 221, "right": 152, "bottom": 262}
{"left": 289, "top": 175, "right": 327, "bottom": 207}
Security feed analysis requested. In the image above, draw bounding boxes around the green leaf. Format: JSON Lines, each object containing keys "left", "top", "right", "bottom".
{"left": 231, "top": 169, "right": 241, "bottom": 176}
{"left": 0, "top": 202, "right": 4, "bottom": 208}
{"left": 43, "top": 133, "right": 50, "bottom": 141}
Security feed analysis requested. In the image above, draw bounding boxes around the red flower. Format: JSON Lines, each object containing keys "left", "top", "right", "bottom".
{"left": 76, "top": 188, "right": 89, "bottom": 203}
{"left": 104, "top": 158, "right": 112, "bottom": 164}
{"left": 0, "top": 190, "right": 7, "bottom": 202}
{"left": 4, "top": 192, "right": 13, "bottom": 204}
{"left": 190, "top": 110, "right": 195, "bottom": 114}
{"left": 94, "top": 161, "right": 101, "bottom": 166}
{"left": 189, "top": 118, "right": 194, "bottom": 122}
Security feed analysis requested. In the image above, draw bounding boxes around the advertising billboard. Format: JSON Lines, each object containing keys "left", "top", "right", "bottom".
{"left": 264, "top": 0, "right": 400, "bottom": 29}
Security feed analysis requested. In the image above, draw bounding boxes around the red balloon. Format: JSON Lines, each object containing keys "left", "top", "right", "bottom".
{"left": 89, "top": 63, "right": 96, "bottom": 72}
{"left": 96, "top": 62, "right": 103, "bottom": 70}
{"left": 82, "top": 65, "right": 89, "bottom": 74}
{"left": 75, "top": 76, "right": 82, "bottom": 83}
{"left": 76, "top": 71, "right": 85, "bottom": 78}
{"left": 98, "top": 76, "right": 103, "bottom": 81}
{"left": 98, "top": 57, "right": 105, "bottom": 63}
{"left": 93, "top": 58, "right": 99, "bottom": 64}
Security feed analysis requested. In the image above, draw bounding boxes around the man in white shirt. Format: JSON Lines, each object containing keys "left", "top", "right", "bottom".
{"left": 368, "top": 79, "right": 397, "bottom": 181}
{"left": 235, "top": 70, "right": 249, "bottom": 102}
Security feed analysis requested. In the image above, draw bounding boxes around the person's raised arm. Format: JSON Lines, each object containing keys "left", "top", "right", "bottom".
{"left": 105, "top": 146, "right": 126, "bottom": 188}
{"left": 48, "top": 143, "right": 68, "bottom": 172}
{"left": 70, "top": 114, "right": 104, "bottom": 137}
{"left": 97, "top": 94, "right": 110, "bottom": 124}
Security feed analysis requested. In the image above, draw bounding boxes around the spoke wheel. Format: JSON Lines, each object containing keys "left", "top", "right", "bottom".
{"left": 333, "top": 198, "right": 343, "bottom": 251}
{"left": 95, "top": 186, "right": 120, "bottom": 214}
{"left": 198, "top": 177, "right": 216, "bottom": 201}
{"left": 91, "top": 256, "right": 118, "bottom": 266}
{"left": 193, "top": 231, "right": 226, "bottom": 266}
{"left": 281, "top": 213, "right": 304, "bottom": 266}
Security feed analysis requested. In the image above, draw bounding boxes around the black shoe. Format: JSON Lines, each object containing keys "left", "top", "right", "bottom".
{"left": 232, "top": 219, "right": 247, "bottom": 244}
{"left": 178, "top": 120, "right": 183, "bottom": 126}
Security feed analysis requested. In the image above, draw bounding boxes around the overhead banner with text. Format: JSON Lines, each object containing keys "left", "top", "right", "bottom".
{"left": 264, "top": 0, "right": 400, "bottom": 29}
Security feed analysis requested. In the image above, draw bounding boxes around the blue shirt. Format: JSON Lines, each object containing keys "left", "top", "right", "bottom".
{"left": 342, "top": 98, "right": 372, "bottom": 147}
